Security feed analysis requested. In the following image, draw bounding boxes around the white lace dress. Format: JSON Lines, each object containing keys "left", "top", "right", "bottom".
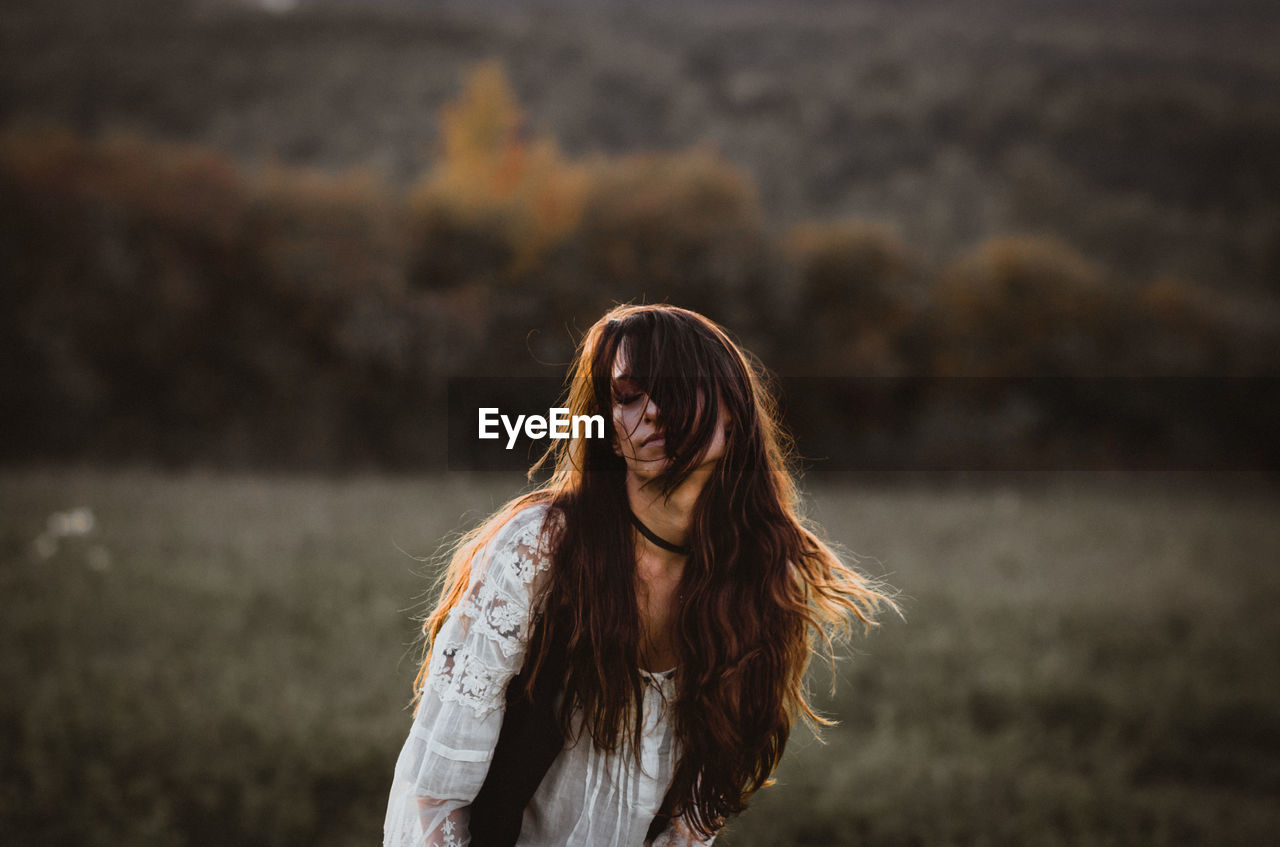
{"left": 383, "top": 504, "right": 716, "bottom": 847}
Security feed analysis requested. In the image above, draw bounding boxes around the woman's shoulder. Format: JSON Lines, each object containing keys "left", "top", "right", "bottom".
{"left": 476, "top": 500, "right": 561, "bottom": 585}
{"left": 494, "top": 499, "right": 560, "bottom": 543}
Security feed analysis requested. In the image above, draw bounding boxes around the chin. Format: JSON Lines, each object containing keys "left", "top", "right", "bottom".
{"left": 628, "top": 457, "right": 670, "bottom": 477}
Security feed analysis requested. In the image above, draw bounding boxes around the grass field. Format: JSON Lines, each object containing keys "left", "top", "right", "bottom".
{"left": 2, "top": 469, "right": 1278, "bottom": 846}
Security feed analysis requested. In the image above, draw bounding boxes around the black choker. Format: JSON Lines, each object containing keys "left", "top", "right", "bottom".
{"left": 629, "top": 511, "right": 691, "bottom": 556}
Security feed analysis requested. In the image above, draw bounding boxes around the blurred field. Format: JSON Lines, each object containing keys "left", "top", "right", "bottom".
{"left": 2, "top": 469, "right": 1278, "bottom": 846}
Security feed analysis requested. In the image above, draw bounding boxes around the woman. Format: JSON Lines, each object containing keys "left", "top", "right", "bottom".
{"left": 384, "top": 304, "right": 895, "bottom": 847}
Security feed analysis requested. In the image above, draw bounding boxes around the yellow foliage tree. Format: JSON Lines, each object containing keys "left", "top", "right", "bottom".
{"left": 411, "top": 61, "right": 588, "bottom": 277}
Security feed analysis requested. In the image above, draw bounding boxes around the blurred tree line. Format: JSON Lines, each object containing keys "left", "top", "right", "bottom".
{"left": 6, "top": 0, "right": 1279, "bottom": 293}
{"left": 2, "top": 63, "right": 1276, "bottom": 472}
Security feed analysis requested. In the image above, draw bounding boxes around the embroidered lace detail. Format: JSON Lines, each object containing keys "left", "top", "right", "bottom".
{"left": 409, "top": 799, "right": 466, "bottom": 847}
{"left": 426, "top": 640, "right": 510, "bottom": 720}
{"left": 424, "top": 506, "right": 556, "bottom": 719}
{"left": 453, "top": 508, "right": 554, "bottom": 657}
{"left": 438, "top": 816, "right": 460, "bottom": 847}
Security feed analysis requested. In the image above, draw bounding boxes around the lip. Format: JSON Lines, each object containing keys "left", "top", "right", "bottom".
{"left": 641, "top": 434, "right": 665, "bottom": 448}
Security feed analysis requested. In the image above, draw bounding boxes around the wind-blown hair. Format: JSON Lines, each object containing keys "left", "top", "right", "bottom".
{"left": 415, "top": 304, "right": 896, "bottom": 838}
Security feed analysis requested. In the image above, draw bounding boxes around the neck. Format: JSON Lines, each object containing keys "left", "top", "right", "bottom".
{"left": 626, "top": 468, "right": 708, "bottom": 561}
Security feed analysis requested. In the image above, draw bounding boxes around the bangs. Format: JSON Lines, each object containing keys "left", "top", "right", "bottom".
{"left": 595, "top": 309, "right": 736, "bottom": 491}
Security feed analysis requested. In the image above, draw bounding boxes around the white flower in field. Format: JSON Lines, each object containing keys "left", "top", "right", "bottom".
{"left": 87, "top": 545, "right": 112, "bottom": 572}
{"left": 48, "top": 507, "right": 95, "bottom": 538}
{"left": 33, "top": 533, "right": 58, "bottom": 560}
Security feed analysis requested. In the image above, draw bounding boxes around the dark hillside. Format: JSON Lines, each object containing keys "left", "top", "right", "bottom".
{"left": 4, "top": 0, "right": 1278, "bottom": 291}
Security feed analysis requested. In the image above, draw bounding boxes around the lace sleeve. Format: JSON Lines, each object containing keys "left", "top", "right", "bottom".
{"left": 649, "top": 816, "right": 718, "bottom": 847}
{"left": 384, "top": 504, "right": 555, "bottom": 847}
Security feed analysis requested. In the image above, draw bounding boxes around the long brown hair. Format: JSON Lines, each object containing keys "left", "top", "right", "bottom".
{"left": 416, "top": 304, "right": 896, "bottom": 837}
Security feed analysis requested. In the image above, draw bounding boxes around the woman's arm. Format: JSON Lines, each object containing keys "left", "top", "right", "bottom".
{"left": 411, "top": 798, "right": 468, "bottom": 847}
{"left": 383, "top": 505, "right": 553, "bottom": 847}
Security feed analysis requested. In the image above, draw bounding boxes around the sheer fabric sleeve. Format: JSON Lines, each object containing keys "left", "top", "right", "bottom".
{"left": 649, "top": 816, "right": 718, "bottom": 847}
{"left": 384, "top": 504, "right": 554, "bottom": 847}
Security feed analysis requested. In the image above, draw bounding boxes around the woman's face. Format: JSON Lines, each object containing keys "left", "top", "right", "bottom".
{"left": 610, "top": 348, "right": 728, "bottom": 480}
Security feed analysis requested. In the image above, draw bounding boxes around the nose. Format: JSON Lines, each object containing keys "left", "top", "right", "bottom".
{"left": 643, "top": 396, "right": 659, "bottom": 424}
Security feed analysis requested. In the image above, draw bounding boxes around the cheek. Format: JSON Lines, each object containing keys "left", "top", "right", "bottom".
{"left": 612, "top": 407, "right": 633, "bottom": 442}
{"left": 711, "top": 412, "right": 731, "bottom": 456}
{"left": 711, "top": 426, "right": 727, "bottom": 458}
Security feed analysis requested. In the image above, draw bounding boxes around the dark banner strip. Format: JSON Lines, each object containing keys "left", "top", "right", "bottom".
{"left": 446, "top": 377, "right": 1280, "bottom": 472}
